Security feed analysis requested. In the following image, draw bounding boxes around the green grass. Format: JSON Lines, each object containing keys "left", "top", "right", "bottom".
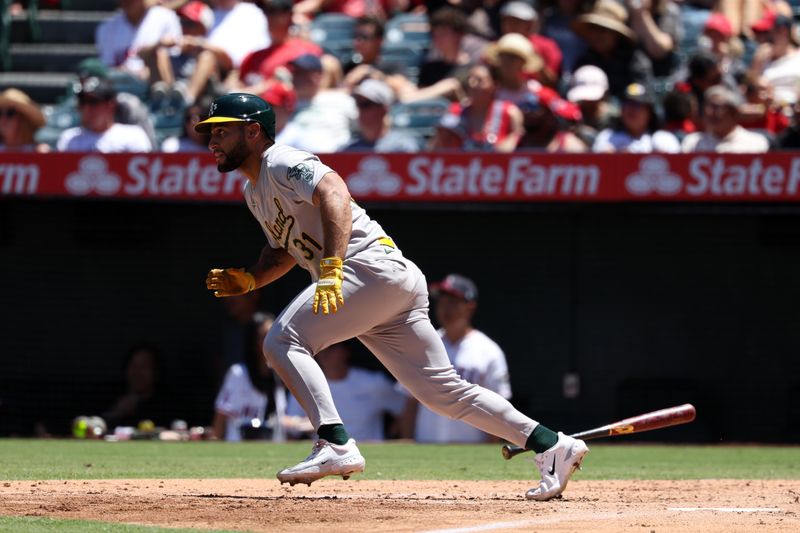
{"left": 0, "top": 517, "right": 237, "bottom": 533}
{"left": 0, "top": 439, "right": 798, "bottom": 481}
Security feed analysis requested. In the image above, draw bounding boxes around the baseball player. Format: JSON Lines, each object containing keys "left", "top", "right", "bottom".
{"left": 198, "top": 93, "right": 588, "bottom": 501}
{"left": 402, "top": 274, "right": 514, "bottom": 443}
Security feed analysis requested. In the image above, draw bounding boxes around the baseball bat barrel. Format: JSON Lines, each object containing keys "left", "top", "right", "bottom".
{"left": 501, "top": 403, "right": 696, "bottom": 460}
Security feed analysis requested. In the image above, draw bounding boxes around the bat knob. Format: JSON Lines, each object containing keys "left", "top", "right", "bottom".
{"left": 501, "top": 445, "right": 512, "bottom": 460}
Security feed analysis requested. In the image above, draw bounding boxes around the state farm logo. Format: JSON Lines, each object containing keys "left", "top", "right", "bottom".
{"left": 66, "top": 156, "right": 121, "bottom": 196}
{"left": 345, "top": 157, "right": 403, "bottom": 196}
{"left": 625, "top": 156, "right": 682, "bottom": 196}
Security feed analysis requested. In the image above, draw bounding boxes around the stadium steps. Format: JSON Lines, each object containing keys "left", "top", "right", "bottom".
{"left": 10, "top": 43, "right": 97, "bottom": 73}
{"left": 0, "top": 71, "right": 74, "bottom": 104}
{"left": 61, "top": 0, "right": 118, "bottom": 10}
{"left": 10, "top": 10, "right": 108, "bottom": 44}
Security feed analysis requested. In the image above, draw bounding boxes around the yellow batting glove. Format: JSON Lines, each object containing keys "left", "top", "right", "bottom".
{"left": 313, "top": 257, "right": 344, "bottom": 315}
{"left": 206, "top": 267, "right": 256, "bottom": 298}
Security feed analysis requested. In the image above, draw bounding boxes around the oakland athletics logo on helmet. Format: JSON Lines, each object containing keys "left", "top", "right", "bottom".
{"left": 194, "top": 93, "right": 276, "bottom": 139}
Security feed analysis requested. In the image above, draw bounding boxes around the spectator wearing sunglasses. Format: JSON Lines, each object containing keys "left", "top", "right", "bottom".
{"left": 0, "top": 88, "right": 48, "bottom": 152}
{"left": 344, "top": 79, "right": 420, "bottom": 152}
{"left": 343, "top": 16, "right": 385, "bottom": 85}
{"left": 56, "top": 77, "right": 152, "bottom": 153}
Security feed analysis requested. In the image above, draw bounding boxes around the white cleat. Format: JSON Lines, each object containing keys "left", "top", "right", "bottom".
{"left": 525, "top": 432, "right": 589, "bottom": 501}
{"left": 277, "top": 438, "right": 365, "bottom": 487}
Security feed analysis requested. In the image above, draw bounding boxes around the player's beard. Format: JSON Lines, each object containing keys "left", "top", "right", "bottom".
{"left": 217, "top": 137, "right": 250, "bottom": 172}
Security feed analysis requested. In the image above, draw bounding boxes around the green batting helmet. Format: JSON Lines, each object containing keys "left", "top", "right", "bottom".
{"left": 194, "top": 93, "right": 276, "bottom": 139}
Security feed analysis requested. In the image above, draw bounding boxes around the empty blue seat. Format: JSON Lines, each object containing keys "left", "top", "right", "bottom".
{"left": 385, "top": 13, "right": 430, "bottom": 46}
{"left": 390, "top": 97, "right": 450, "bottom": 137}
{"left": 309, "top": 13, "right": 356, "bottom": 44}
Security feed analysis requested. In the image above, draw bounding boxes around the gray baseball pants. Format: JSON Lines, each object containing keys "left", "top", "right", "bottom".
{"left": 262, "top": 245, "right": 537, "bottom": 448}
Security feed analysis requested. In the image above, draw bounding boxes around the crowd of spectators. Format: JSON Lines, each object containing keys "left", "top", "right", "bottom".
{"left": 2, "top": 0, "right": 800, "bottom": 153}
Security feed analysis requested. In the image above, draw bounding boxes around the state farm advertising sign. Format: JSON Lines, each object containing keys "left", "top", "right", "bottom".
{"left": 3, "top": 152, "right": 800, "bottom": 203}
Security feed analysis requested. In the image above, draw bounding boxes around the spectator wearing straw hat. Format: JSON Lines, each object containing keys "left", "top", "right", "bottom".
{"left": 498, "top": 1, "right": 563, "bottom": 86}
{"left": 483, "top": 32, "right": 544, "bottom": 107}
{"left": 571, "top": 0, "right": 653, "bottom": 99}
{"left": 0, "top": 88, "right": 48, "bottom": 152}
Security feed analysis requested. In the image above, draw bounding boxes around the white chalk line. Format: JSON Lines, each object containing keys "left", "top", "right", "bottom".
{"left": 669, "top": 507, "right": 782, "bottom": 513}
{"left": 418, "top": 511, "right": 635, "bottom": 533}
{"left": 418, "top": 520, "right": 539, "bottom": 533}
{"left": 419, "top": 506, "right": 786, "bottom": 532}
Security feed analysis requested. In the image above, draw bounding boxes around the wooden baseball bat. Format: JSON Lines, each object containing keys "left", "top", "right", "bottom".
{"left": 501, "top": 403, "right": 696, "bottom": 460}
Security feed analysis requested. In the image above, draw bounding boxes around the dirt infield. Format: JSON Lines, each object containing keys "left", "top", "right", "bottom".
{"left": 1, "top": 478, "right": 798, "bottom": 532}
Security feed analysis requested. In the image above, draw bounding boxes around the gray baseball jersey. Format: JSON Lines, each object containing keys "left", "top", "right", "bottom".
{"left": 250, "top": 144, "right": 538, "bottom": 449}
{"left": 244, "top": 144, "right": 386, "bottom": 280}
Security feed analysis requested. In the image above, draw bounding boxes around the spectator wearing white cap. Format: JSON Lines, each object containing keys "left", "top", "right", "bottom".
{"left": 682, "top": 84, "right": 770, "bottom": 153}
{"left": 344, "top": 79, "right": 420, "bottom": 153}
{"left": 499, "top": 1, "right": 563, "bottom": 86}
{"left": 566, "top": 65, "right": 616, "bottom": 146}
{"left": 428, "top": 112, "right": 469, "bottom": 151}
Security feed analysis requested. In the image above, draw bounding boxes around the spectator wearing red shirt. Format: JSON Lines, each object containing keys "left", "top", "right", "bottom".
{"left": 499, "top": 1, "right": 563, "bottom": 87}
{"left": 294, "top": 0, "right": 389, "bottom": 21}
{"left": 228, "top": 0, "right": 322, "bottom": 95}
{"left": 459, "top": 63, "right": 524, "bottom": 152}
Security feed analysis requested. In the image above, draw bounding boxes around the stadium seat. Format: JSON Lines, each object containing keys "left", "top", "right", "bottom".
{"left": 321, "top": 39, "right": 355, "bottom": 67}
{"left": 1, "top": 0, "right": 11, "bottom": 71}
{"left": 385, "top": 13, "right": 430, "bottom": 47}
{"left": 36, "top": 99, "right": 80, "bottom": 147}
{"left": 390, "top": 98, "right": 450, "bottom": 138}
{"left": 677, "top": 5, "right": 711, "bottom": 63}
{"left": 378, "top": 43, "right": 427, "bottom": 84}
{"left": 309, "top": 13, "right": 356, "bottom": 44}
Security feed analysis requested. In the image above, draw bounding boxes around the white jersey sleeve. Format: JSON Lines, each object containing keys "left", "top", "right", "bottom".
{"left": 266, "top": 145, "right": 335, "bottom": 205}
